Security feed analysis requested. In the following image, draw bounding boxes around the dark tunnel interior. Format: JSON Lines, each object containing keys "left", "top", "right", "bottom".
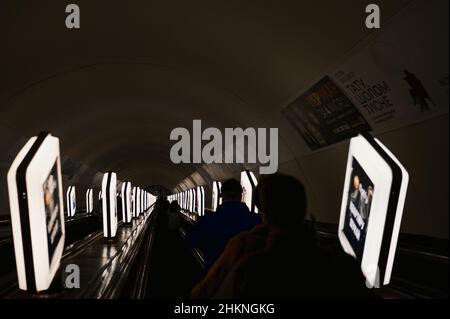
{"left": 0, "top": 0, "right": 448, "bottom": 307}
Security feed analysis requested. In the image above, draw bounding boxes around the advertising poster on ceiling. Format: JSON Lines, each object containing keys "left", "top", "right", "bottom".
{"left": 330, "top": 0, "right": 448, "bottom": 133}
{"left": 281, "top": 76, "right": 371, "bottom": 150}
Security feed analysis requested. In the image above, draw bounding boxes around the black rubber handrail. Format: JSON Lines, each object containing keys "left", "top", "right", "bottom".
{"left": 66, "top": 211, "right": 155, "bottom": 299}
{"left": 94, "top": 214, "right": 154, "bottom": 299}
{"left": 179, "top": 227, "right": 205, "bottom": 270}
{"left": 127, "top": 206, "right": 157, "bottom": 299}
{"left": 180, "top": 214, "right": 448, "bottom": 299}
{"left": 314, "top": 228, "right": 449, "bottom": 264}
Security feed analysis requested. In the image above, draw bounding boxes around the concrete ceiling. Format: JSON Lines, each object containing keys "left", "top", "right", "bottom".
{"left": 0, "top": 0, "right": 412, "bottom": 189}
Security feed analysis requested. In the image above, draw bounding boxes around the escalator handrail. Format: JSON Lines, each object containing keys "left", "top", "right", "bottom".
{"left": 70, "top": 211, "right": 155, "bottom": 299}
{"left": 179, "top": 228, "right": 205, "bottom": 270}
{"left": 2, "top": 210, "right": 155, "bottom": 299}
{"left": 0, "top": 229, "right": 104, "bottom": 298}
{"left": 313, "top": 224, "right": 449, "bottom": 263}
{"left": 179, "top": 215, "right": 448, "bottom": 298}
{"left": 128, "top": 208, "right": 157, "bottom": 298}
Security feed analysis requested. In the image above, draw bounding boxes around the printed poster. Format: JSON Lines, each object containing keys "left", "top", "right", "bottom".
{"left": 282, "top": 76, "right": 371, "bottom": 150}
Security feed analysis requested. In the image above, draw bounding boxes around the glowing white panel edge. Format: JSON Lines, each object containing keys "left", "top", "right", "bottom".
{"left": 102, "top": 172, "right": 118, "bottom": 238}
{"left": 375, "top": 138, "right": 409, "bottom": 285}
{"left": 212, "top": 181, "right": 219, "bottom": 211}
{"left": 66, "top": 186, "right": 76, "bottom": 217}
{"left": 121, "top": 182, "right": 132, "bottom": 223}
{"left": 338, "top": 134, "right": 408, "bottom": 287}
{"left": 240, "top": 170, "right": 258, "bottom": 213}
{"left": 197, "top": 186, "right": 205, "bottom": 216}
{"left": 7, "top": 133, "right": 65, "bottom": 292}
{"left": 86, "top": 188, "right": 93, "bottom": 214}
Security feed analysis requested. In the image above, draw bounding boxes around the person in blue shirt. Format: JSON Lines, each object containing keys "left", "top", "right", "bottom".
{"left": 186, "top": 179, "right": 262, "bottom": 270}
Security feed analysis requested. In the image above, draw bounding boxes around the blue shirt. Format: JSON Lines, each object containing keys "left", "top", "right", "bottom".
{"left": 186, "top": 202, "right": 262, "bottom": 269}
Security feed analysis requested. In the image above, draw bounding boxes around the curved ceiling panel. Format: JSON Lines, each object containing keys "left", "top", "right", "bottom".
{"left": 0, "top": 63, "right": 276, "bottom": 188}
{"left": 1, "top": 0, "right": 426, "bottom": 228}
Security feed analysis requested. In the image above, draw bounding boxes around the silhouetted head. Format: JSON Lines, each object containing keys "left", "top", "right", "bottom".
{"left": 353, "top": 175, "right": 360, "bottom": 190}
{"left": 255, "top": 174, "right": 307, "bottom": 228}
{"left": 169, "top": 200, "right": 180, "bottom": 212}
{"left": 220, "top": 179, "right": 243, "bottom": 203}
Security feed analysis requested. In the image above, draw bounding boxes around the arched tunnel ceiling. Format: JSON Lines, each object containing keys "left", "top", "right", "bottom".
{"left": 0, "top": 0, "right": 412, "bottom": 190}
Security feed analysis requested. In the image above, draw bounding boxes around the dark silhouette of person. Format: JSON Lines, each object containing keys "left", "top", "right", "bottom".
{"left": 167, "top": 200, "right": 182, "bottom": 231}
{"left": 92, "top": 190, "right": 104, "bottom": 226}
{"left": 186, "top": 179, "right": 262, "bottom": 270}
{"left": 155, "top": 196, "right": 170, "bottom": 232}
{"left": 404, "top": 70, "right": 436, "bottom": 112}
{"left": 191, "top": 174, "right": 373, "bottom": 299}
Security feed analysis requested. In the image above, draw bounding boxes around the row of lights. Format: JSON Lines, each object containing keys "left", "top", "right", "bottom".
{"left": 66, "top": 180, "right": 157, "bottom": 223}
{"left": 167, "top": 170, "right": 259, "bottom": 215}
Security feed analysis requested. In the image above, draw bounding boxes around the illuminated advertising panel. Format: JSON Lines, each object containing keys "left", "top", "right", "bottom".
{"left": 338, "top": 133, "right": 409, "bottom": 287}
{"left": 85, "top": 188, "right": 93, "bottom": 214}
{"left": 142, "top": 189, "right": 144, "bottom": 212}
{"left": 190, "top": 189, "right": 196, "bottom": 213}
{"left": 121, "top": 182, "right": 132, "bottom": 224}
{"left": 132, "top": 187, "right": 138, "bottom": 218}
{"left": 66, "top": 186, "right": 76, "bottom": 217}
{"left": 7, "top": 132, "right": 65, "bottom": 292}
{"left": 102, "top": 171, "right": 118, "bottom": 238}
{"left": 212, "top": 181, "right": 222, "bottom": 211}
{"left": 197, "top": 186, "right": 205, "bottom": 216}
{"left": 240, "top": 170, "right": 258, "bottom": 213}
{"left": 137, "top": 188, "right": 141, "bottom": 214}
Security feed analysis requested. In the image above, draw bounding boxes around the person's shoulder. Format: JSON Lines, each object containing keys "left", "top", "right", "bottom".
{"left": 244, "top": 212, "right": 262, "bottom": 225}
{"left": 230, "top": 224, "right": 268, "bottom": 249}
{"left": 196, "top": 213, "right": 220, "bottom": 227}
{"left": 228, "top": 230, "right": 249, "bottom": 245}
